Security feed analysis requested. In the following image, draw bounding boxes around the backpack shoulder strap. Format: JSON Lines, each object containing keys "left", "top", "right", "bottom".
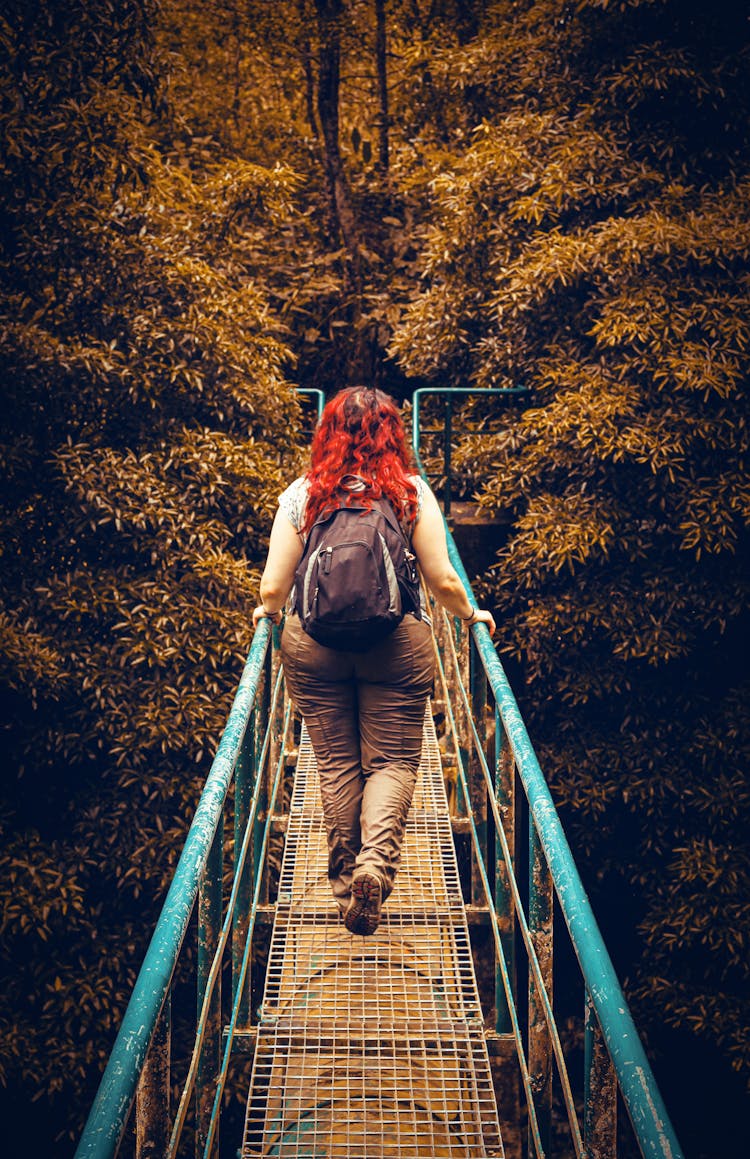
{"left": 370, "top": 497, "right": 411, "bottom": 543}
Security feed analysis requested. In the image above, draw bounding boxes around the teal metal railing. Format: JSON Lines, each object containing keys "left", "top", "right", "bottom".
{"left": 76, "top": 619, "right": 283, "bottom": 1158}
{"left": 296, "top": 386, "right": 325, "bottom": 422}
{"left": 413, "top": 421, "right": 683, "bottom": 1157}
{"left": 77, "top": 385, "right": 317, "bottom": 1155}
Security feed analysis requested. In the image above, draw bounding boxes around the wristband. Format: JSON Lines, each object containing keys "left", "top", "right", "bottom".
{"left": 461, "top": 609, "right": 476, "bottom": 624}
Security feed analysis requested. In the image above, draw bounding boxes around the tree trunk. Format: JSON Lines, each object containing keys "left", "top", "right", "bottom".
{"left": 298, "top": 0, "right": 319, "bottom": 137}
{"left": 314, "top": 0, "right": 361, "bottom": 291}
{"left": 375, "top": 0, "right": 389, "bottom": 173}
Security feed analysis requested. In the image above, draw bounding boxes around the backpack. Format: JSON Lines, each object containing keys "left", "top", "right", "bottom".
{"left": 291, "top": 496, "right": 422, "bottom": 652}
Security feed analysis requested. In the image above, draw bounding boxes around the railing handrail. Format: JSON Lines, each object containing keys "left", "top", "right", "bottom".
{"left": 421, "top": 441, "right": 682, "bottom": 1157}
{"left": 75, "top": 620, "right": 273, "bottom": 1159}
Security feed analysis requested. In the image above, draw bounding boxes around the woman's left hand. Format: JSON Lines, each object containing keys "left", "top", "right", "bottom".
{"left": 252, "top": 605, "right": 283, "bottom": 629}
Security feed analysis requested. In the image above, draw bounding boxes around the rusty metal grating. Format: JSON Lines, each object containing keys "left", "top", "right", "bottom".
{"left": 242, "top": 709, "right": 503, "bottom": 1158}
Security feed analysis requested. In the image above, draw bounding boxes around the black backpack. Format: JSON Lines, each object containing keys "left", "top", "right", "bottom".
{"left": 291, "top": 497, "right": 422, "bottom": 652}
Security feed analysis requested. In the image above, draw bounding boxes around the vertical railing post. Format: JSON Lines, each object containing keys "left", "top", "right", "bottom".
{"left": 247, "top": 641, "right": 271, "bottom": 1037}
{"left": 528, "top": 819, "right": 553, "bottom": 1157}
{"left": 430, "top": 601, "right": 457, "bottom": 812}
{"left": 412, "top": 390, "right": 422, "bottom": 462}
{"left": 494, "top": 707, "right": 515, "bottom": 1035}
{"left": 469, "top": 635, "right": 488, "bottom": 907}
{"left": 196, "top": 820, "right": 223, "bottom": 1156}
{"left": 455, "top": 616, "right": 471, "bottom": 820}
{"left": 443, "top": 394, "right": 453, "bottom": 515}
{"left": 233, "top": 711, "right": 254, "bottom": 1026}
{"left": 253, "top": 649, "right": 270, "bottom": 902}
{"left": 429, "top": 596, "right": 447, "bottom": 716}
{"left": 585, "top": 989, "right": 618, "bottom": 1157}
{"left": 135, "top": 990, "right": 171, "bottom": 1158}
{"left": 269, "top": 626, "right": 285, "bottom": 818}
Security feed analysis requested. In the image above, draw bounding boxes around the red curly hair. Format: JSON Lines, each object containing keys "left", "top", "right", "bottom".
{"left": 302, "top": 387, "right": 418, "bottom": 534}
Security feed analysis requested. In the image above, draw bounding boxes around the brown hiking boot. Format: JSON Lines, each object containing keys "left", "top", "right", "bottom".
{"left": 344, "top": 871, "right": 382, "bottom": 936}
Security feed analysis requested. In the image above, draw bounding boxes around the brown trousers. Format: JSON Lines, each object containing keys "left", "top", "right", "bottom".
{"left": 281, "top": 612, "right": 434, "bottom": 908}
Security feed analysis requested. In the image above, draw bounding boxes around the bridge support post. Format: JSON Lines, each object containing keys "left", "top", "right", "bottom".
{"left": 135, "top": 990, "right": 171, "bottom": 1158}
{"left": 494, "top": 707, "right": 516, "bottom": 1035}
{"left": 233, "top": 711, "right": 254, "bottom": 1026}
{"left": 269, "top": 626, "right": 285, "bottom": 825}
{"left": 443, "top": 395, "right": 453, "bottom": 514}
{"left": 469, "top": 637, "right": 489, "bottom": 908}
{"left": 585, "top": 989, "right": 618, "bottom": 1156}
{"left": 196, "top": 819, "right": 223, "bottom": 1156}
{"left": 487, "top": 1032, "right": 522, "bottom": 1159}
{"left": 454, "top": 617, "right": 471, "bottom": 820}
{"left": 529, "top": 819, "right": 553, "bottom": 1157}
{"left": 431, "top": 604, "right": 457, "bottom": 812}
{"left": 253, "top": 650, "right": 270, "bottom": 903}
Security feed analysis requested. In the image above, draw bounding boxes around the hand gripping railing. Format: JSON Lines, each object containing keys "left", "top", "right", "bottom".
{"left": 420, "top": 445, "right": 683, "bottom": 1158}
{"left": 76, "top": 618, "right": 283, "bottom": 1159}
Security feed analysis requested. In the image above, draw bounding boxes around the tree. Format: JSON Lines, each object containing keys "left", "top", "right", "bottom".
{"left": 315, "top": 0, "right": 363, "bottom": 271}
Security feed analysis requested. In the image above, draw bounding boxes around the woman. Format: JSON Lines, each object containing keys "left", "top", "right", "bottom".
{"left": 252, "top": 387, "right": 495, "bottom": 936}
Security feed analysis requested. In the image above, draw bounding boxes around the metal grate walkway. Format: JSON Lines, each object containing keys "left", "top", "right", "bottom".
{"left": 242, "top": 708, "right": 504, "bottom": 1158}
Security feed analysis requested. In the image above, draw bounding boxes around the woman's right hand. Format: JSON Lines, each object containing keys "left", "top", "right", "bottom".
{"left": 252, "top": 604, "right": 283, "bottom": 629}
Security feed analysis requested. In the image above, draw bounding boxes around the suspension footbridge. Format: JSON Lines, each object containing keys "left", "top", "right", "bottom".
{"left": 76, "top": 394, "right": 683, "bottom": 1159}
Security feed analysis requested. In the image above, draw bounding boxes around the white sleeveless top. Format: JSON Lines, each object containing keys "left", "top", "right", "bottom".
{"left": 278, "top": 473, "right": 429, "bottom": 537}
